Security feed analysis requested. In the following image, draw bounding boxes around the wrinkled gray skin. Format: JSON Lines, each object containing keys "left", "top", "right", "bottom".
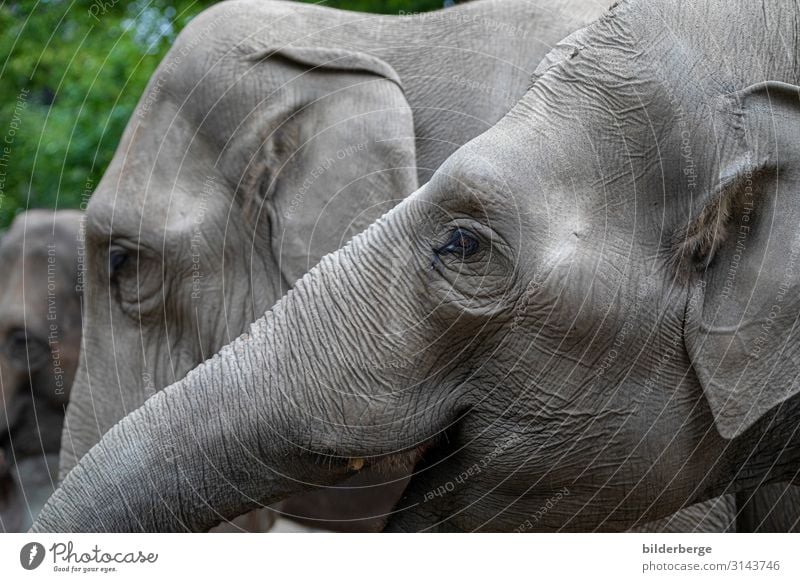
{"left": 637, "top": 488, "right": 799, "bottom": 533}
{"left": 0, "top": 210, "right": 82, "bottom": 531}
{"left": 635, "top": 496, "right": 737, "bottom": 533}
{"left": 59, "top": 0, "right": 611, "bottom": 531}
{"left": 40, "top": 0, "right": 800, "bottom": 532}
{"left": 737, "top": 485, "right": 800, "bottom": 532}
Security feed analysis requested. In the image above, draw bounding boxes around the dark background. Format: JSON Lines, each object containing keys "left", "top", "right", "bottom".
{"left": 0, "top": 0, "right": 456, "bottom": 227}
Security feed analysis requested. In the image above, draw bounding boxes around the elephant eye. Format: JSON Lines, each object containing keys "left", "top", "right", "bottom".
{"left": 436, "top": 228, "right": 480, "bottom": 258}
{"left": 5, "top": 327, "right": 48, "bottom": 369}
{"left": 6, "top": 327, "right": 30, "bottom": 361}
{"left": 108, "top": 247, "right": 129, "bottom": 277}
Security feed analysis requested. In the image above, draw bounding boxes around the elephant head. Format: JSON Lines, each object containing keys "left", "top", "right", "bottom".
{"left": 0, "top": 210, "right": 82, "bottom": 531}
{"left": 59, "top": 0, "right": 612, "bottom": 530}
{"left": 62, "top": 1, "right": 419, "bottom": 530}
{"left": 39, "top": 0, "right": 800, "bottom": 532}
{"left": 62, "top": 2, "right": 416, "bottom": 474}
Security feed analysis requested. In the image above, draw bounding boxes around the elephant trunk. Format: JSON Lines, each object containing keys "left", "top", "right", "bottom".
{"left": 31, "top": 309, "right": 344, "bottom": 532}
{"left": 32, "top": 209, "right": 439, "bottom": 532}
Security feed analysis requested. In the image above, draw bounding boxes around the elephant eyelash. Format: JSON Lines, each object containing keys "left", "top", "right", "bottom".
{"left": 106, "top": 245, "right": 136, "bottom": 283}
{"left": 109, "top": 249, "right": 129, "bottom": 276}
{"left": 434, "top": 228, "right": 481, "bottom": 259}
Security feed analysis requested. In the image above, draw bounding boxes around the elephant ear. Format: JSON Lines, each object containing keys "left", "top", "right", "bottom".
{"left": 681, "top": 81, "right": 800, "bottom": 439}
{"left": 246, "top": 46, "right": 417, "bottom": 286}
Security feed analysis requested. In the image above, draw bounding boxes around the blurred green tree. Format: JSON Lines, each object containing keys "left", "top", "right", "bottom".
{"left": 0, "top": 0, "right": 449, "bottom": 227}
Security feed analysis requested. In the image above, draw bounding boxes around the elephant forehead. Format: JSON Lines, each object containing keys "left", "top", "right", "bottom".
{"left": 169, "top": 0, "right": 322, "bottom": 59}
{"left": 85, "top": 176, "right": 229, "bottom": 252}
{"left": 86, "top": 105, "right": 230, "bottom": 237}
{"left": 434, "top": 128, "right": 601, "bottom": 247}
{"left": 0, "top": 211, "right": 81, "bottom": 264}
{"left": 146, "top": 2, "right": 336, "bottom": 143}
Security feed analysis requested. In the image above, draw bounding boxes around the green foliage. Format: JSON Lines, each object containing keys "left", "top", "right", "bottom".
{"left": 0, "top": 0, "right": 447, "bottom": 227}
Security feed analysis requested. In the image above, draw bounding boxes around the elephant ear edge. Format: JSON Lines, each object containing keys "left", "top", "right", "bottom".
{"left": 682, "top": 81, "right": 800, "bottom": 440}
{"left": 246, "top": 46, "right": 405, "bottom": 92}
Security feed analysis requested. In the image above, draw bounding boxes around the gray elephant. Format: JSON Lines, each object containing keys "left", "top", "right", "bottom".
{"left": 0, "top": 210, "right": 82, "bottom": 532}
{"left": 57, "top": 0, "right": 610, "bottom": 531}
{"left": 34, "top": 0, "right": 800, "bottom": 532}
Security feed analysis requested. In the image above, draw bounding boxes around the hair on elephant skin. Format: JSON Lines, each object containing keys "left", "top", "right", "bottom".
{"left": 37, "top": 0, "right": 800, "bottom": 532}
{"left": 0, "top": 210, "right": 82, "bottom": 532}
{"left": 57, "top": 0, "right": 614, "bottom": 532}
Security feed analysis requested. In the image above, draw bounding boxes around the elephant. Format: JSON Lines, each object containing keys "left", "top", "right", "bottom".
{"left": 56, "top": 0, "right": 612, "bottom": 531}
{"left": 39, "top": 0, "right": 798, "bottom": 531}
{"left": 36, "top": 0, "right": 800, "bottom": 533}
{"left": 0, "top": 210, "right": 83, "bottom": 531}
{"left": 34, "top": 0, "right": 800, "bottom": 533}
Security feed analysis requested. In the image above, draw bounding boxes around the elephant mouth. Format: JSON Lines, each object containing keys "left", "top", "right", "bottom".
{"left": 348, "top": 440, "right": 435, "bottom": 484}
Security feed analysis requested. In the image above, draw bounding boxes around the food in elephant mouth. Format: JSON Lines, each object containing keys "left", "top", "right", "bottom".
{"left": 347, "top": 457, "right": 366, "bottom": 471}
